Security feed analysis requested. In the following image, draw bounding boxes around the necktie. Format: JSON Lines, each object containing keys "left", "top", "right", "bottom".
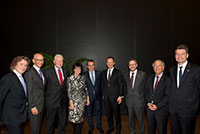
{"left": 39, "top": 69, "right": 43, "bottom": 79}
{"left": 153, "top": 76, "right": 159, "bottom": 92}
{"left": 130, "top": 72, "right": 134, "bottom": 88}
{"left": 90, "top": 72, "right": 95, "bottom": 85}
{"left": 179, "top": 66, "right": 183, "bottom": 83}
{"left": 58, "top": 69, "right": 63, "bottom": 85}
{"left": 19, "top": 75, "right": 27, "bottom": 96}
{"left": 108, "top": 70, "right": 111, "bottom": 81}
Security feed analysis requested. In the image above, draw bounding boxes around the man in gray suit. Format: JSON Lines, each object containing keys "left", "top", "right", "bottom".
{"left": 24, "top": 53, "right": 45, "bottom": 134}
{"left": 124, "top": 59, "right": 146, "bottom": 134}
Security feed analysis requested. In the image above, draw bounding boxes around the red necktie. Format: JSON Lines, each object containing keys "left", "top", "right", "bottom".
{"left": 58, "top": 69, "right": 63, "bottom": 85}
{"left": 153, "top": 76, "right": 159, "bottom": 92}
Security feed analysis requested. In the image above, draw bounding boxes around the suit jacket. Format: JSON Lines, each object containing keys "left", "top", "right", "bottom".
{"left": 124, "top": 70, "right": 146, "bottom": 106}
{"left": 0, "top": 72, "right": 28, "bottom": 126}
{"left": 102, "top": 68, "right": 124, "bottom": 102}
{"left": 169, "top": 63, "right": 200, "bottom": 117}
{"left": 24, "top": 67, "right": 44, "bottom": 113}
{"left": 83, "top": 70, "right": 102, "bottom": 100}
{"left": 145, "top": 74, "right": 171, "bottom": 112}
{"left": 44, "top": 67, "right": 68, "bottom": 108}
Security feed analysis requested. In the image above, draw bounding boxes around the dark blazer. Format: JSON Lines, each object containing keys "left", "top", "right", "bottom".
{"left": 24, "top": 67, "right": 44, "bottom": 113}
{"left": 169, "top": 63, "right": 200, "bottom": 117}
{"left": 145, "top": 74, "right": 171, "bottom": 112}
{"left": 44, "top": 67, "right": 68, "bottom": 108}
{"left": 124, "top": 70, "right": 146, "bottom": 105}
{"left": 83, "top": 70, "right": 102, "bottom": 100}
{"left": 102, "top": 68, "right": 124, "bottom": 102}
{"left": 0, "top": 72, "right": 28, "bottom": 126}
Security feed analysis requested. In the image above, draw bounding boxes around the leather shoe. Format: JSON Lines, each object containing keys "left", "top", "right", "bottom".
{"left": 116, "top": 130, "right": 121, "bottom": 134}
{"left": 88, "top": 128, "right": 94, "bottom": 134}
{"left": 106, "top": 129, "right": 114, "bottom": 134}
{"left": 97, "top": 127, "right": 104, "bottom": 133}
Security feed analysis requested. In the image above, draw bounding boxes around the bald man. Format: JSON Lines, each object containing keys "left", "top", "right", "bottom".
{"left": 24, "top": 53, "right": 45, "bottom": 134}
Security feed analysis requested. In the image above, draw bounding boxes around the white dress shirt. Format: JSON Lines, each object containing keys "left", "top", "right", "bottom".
{"left": 107, "top": 67, "right": 114, "bottom": 80}
{"left": 129, "top": 69, "right": 137, "bottom": 88}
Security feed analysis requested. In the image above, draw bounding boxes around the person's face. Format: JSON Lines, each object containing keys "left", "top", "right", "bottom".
{"left": 153, "top": 60, "right": 164, "bottom": 75}
{"left": 74, "top": 66, "right": 81, "bottom": 75}
{"left": 87, "top": 61, "right": 95, "bottom": 72}
{"left": 129, "top": 60, "right": 138, "bottom": 72}
{"left": 14, "top": 59, "right": 28, "bottom": 74}
{"left": 32, "top": 54, "right": 44, "bottom": 68}
{"left": 175, "top": 49, "right": 189, "bottom": 65}
{"left": 106, "top": 58, "right": 115, "bottom": 69}
{"left": 54, "top": 56, "right": 63, "bottom": 69}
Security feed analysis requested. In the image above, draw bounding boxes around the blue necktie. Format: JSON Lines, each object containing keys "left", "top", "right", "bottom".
{"left": 19, "top": 75, "right": 27, "bottom": 96}
{"left": 179, "top": 66, "right": 183, "bottom": 83}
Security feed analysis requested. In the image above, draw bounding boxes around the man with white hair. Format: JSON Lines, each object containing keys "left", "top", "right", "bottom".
{"left": 44, "top": 54, "right": 68, "bottom": 134}
{"left": 145, "top": 59, "right": 171, "bottom": 134}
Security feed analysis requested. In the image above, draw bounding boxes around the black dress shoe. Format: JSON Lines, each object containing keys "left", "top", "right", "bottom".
{"left": 116, "top": 130, "right": 121, "bottom": 134}
{"left": 97, "top": 127, "right": 104, "bottom": 133}
{"left": 88, "top": 128, "right": 94, "bottom": 134}
{"left": 106, "top": 129, "right": 114, "bottom": 134}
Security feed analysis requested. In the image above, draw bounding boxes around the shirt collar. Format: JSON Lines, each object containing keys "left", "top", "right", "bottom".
{"left": 54, "top": 65, "right": 62, "bottom": 71}
{"left": 178, "top": 60, "right": 188, "bottom": 69}
{"left": 155, "top": 72, "right": 163, "bottom": 78}
{"left": 33, "top": 65, "right": 40, "bottom": 72}
{"left": 130, "top": 69, "right": 137, "bottom": 75}
{"left": 108, "top": 67, "right": 114, "bottom": 72}
{"left": 89, "top": 70, "right": 95, "bottom": 74}
{"left": 13, "top": 69, "right": 22, "bottom": 77}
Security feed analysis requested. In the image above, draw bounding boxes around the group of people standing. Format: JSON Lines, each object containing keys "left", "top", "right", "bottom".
{"left": 0, "top": 44, "right": 200, "bottom": 134}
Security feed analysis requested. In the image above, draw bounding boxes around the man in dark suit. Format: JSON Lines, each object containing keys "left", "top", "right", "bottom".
{"left": 102, "top": 56, "right": 124, "bottom": 134}
{"left": 145, "top": 59, "right": 171, "bottom": 134}
{"left": 0, "top": 56, "right": 30, "bottom": 134}
{"left": 169, "top": 44, "right": 200, "bottom": 134}
{"left": 124, "top": 59, "right": 146, "bottom": 134}
{"left": 44, "top": 54, "right": 67, "bottom": 134}
{"left": 24, "top": 53, "right": 45, "bottom": 134}
{"left": 83, "top": 59, "right": 104, "bottom": 134}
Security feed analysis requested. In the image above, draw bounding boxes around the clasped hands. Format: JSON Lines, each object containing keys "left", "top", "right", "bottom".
{"left": 147, "top": 103, "right": 158, "bottom": 111}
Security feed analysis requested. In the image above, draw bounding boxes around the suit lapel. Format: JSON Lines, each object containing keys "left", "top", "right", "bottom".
{"left": 150, "top": 75, "right": 155, "bottom": 93}
{"left": 53, "top": 67, "right": 61, "bottom": 85}
{"left": 154, "top": 74, "right": 165, "bottom": 93}
{"left": 32, "top": 67, "right": 44, "bottom": 84}
{"left": 173, "top": 66, "right": 178, "bottom": 87}
{"left": 179, "top": 63, "right": 191, "bottom": 87}
{"left": 134, "top": 70, "right": 141, "bottom": 89}
{"left": 87, "top": 71, "right": 94, "bottom": 86}
{"left": 12, "top": 72, "right": 27, "bottom": 97}
{"left": 110, "top": 68, "right": 116, "bottom": 80}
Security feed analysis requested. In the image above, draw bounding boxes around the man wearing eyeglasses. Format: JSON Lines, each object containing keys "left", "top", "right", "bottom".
{"left": 24, "top": 53, "right": 45, "bottom": 134}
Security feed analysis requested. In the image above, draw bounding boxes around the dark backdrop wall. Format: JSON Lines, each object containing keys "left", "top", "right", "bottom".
{"left": 1, "top": 0, "right": 200, "bottom": 113}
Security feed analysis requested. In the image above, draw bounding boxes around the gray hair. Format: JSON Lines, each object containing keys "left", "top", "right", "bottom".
{"left": 54, "top": 54, "right": 64, "bottom": 60}
{"left": 152, "top": 59, "right": 165, "bottom": 67}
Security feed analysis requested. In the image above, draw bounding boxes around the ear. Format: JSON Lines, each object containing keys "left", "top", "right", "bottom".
{"left": 186, "top": 53, "right": 189, "bottom": 58}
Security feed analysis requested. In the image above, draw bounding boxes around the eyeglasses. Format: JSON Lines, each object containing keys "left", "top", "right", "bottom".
{"left": 34, "top": 59, "right": 44, "bottom": 62}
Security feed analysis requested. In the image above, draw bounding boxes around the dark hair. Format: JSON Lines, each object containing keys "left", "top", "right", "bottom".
{"left": 175, "top": 44, "right": 189, "bottom": 53}
{"left": 87, "top": 59, "right": 95, "bottom": 65}
{"left": 106, "top": 56, "right": 115, "bottom": 62}
{"left": 72, "top": 63, "right": 83, "bottom": 75}
{"left": 10, "top": 55, "right": 30, "bottom": 71}
{"left": 128, "top": 58, "right": 137, "bottom": 64}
